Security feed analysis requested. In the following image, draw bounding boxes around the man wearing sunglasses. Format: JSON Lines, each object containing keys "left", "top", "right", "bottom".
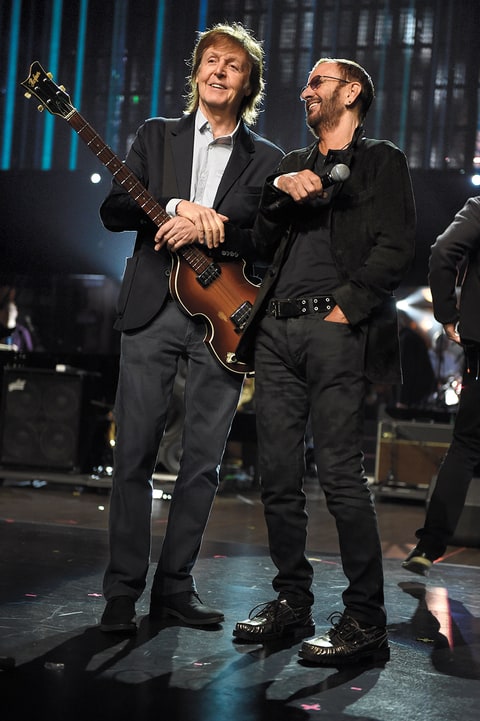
{"left": 233, "top": 58, "right": 416, "bottom": 665}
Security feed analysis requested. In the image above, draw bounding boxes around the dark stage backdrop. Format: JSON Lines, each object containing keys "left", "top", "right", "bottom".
{"left": 2, "top": 0, "right": 479, "bottom": 172}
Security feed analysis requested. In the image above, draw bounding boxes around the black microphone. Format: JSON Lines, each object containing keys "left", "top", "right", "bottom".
{"left": 319, "top": 163, "right": 350, "bottom": 188}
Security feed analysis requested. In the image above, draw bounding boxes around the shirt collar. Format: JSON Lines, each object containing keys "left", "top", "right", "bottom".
{"left": 195, "top": 109, "right": 240, "bottom": 144}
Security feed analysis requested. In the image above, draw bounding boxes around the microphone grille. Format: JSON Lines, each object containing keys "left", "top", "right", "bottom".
{"left": 331, "top": 163, "right": 350, "bottom": 182}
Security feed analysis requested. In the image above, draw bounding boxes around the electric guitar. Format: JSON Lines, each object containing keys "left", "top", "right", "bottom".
{"left": 21, "top": 61, "right": 258, "bottom": 374}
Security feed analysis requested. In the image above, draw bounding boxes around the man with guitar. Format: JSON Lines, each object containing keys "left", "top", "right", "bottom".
{"left": 98, "top": 23, "right": 283, "bottom": 633}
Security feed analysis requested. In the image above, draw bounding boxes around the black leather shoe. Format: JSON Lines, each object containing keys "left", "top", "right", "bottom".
{"left": 299, "top": 612, "right": 389, "bottom": 666}
{"left": 150, "top": 591, "right": 224, "bottom": 625}
{"left": 402, "top": 546, "right": 436, "bottom": 576}
{"left": 233, "top": 599, "right": 315, "bottom": 642}
{"left": 100, "top": 596, "right": 136, "bottom": 634}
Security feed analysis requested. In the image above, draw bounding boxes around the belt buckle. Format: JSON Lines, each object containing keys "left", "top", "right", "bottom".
{"left": 269, "top": 299, "right": 280, "bottom": 317}
{"left": 269, "top": 298, "right": 304, "bottom": 318}
{"left": 271, "top": 299, "right": 291, "bottom": 317}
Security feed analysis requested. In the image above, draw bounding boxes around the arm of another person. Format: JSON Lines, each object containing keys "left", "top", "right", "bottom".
{"left": 429, "top": 195, "right": 480, "bottom": 336}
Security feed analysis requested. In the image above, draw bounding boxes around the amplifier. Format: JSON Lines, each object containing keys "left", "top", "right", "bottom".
{"left": 0, "top": 367, "right": 97, "bottom": 471}
{"left": 374, "top": 420, "right": 453, "bottom": 498}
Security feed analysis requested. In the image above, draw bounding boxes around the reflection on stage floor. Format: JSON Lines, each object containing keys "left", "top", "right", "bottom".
{"left": 1, "top": 492, "right": 479, "bottom": 721}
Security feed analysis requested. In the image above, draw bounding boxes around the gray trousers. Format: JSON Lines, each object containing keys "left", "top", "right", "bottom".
{"left": 103, "top": 301, "right": 243, "bottom": 601}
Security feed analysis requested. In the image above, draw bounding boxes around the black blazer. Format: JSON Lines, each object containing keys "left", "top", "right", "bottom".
{"left": 429, "top": 195, "right": 480, "bottom": 344}
{"left": 100, "top": 113, "right": 283, "bottom": 331}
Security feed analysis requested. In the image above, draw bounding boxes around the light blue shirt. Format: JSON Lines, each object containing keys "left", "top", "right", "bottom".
{"left": 166, "top": 109, "right": 239, "bottom": 215}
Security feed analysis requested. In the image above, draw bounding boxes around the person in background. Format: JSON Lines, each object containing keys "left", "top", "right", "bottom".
{"left": 403, "top": 196, "right": 480, "bottom": 575}
{"left": 98, "top": 22, "right": 283, "bottom": 634}
{"left": 395, "top": 310, "right": 436, "bottom": 410}
{"left": 429, "top": 331, "right": 464, "bottom": 386}
{"left": 233, "top": 57, "right": 415, "bottom": 665}
{"left": 0, "top": 287, "right": 34, "bottom": 352}
{"left": 428, "top": 330, "right": 464, "bottom": 408}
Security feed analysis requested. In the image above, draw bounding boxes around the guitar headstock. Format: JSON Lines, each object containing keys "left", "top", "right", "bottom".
{"left": 21, "top": 61, "right": 74, "bottom": 118}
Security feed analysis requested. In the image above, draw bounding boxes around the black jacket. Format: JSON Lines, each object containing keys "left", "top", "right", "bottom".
{"left": 235, "top": 128, "right": 416, "bottom": 383}
{"left": 100, "top": 113, "right": 283, "bottom": 331}
{"left": 429, "top": 195, "right": 480, "bottom": 344}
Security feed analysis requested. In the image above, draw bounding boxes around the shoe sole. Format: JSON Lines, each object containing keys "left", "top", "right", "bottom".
{"left": 99, "top": 622, "right": 137, "bottom": 634}
{"left": 152, "top": 607, "right": 224, "bottom": 626}
{"left": 233, "top": 623, "right": 315, "bottom": 643}
{"left": 299, "top": 644, "right": 390, "bottom": 666}
{"left": 402, "top": 558, "right": 432, "bottom": 576}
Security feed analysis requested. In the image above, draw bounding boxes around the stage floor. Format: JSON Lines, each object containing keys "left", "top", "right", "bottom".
{"left": 1, "top": 492, "right": 479, "bottom": 721}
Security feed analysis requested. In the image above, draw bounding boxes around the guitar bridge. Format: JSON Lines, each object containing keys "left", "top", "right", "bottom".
{"left": 230, "top": 301, "right": 253, "bottom": 332}
{"left": 196, "top": 262, "right": 221, "bottom": 287}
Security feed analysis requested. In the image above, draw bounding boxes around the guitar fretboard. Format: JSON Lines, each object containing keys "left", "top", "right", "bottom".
{"left": 67, "top": 110, "right": 212, "bottom": 274}
{"left": 68, "top": 110, "right": 170, "bottom": 229}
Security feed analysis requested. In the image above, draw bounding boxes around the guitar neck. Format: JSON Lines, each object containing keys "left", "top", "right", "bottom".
{"left": 67, "top": 110, "right": 169, "bottom": 229}
{"left": 66, "top": 109, "right": 213, "bottom": 276}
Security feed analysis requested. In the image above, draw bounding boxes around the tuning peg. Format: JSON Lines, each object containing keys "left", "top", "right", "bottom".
{"left": 47, "top": 72, "right": 53, "bottom": 79}
{"left": 59, "top": 85, "right": 66, "bottom": 92}
{"left": 37, "top": 105, "right": 45, "bottom": 112}
{"left": 24, "top": 92, "right": 32, "bottom": 99}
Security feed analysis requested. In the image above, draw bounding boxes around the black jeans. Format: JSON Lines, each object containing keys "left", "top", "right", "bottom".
{"left": 418, "top": 343, "right": 480, "bottom": 556}
{"left": 254, "top": 313, "right": 386, "bottom": 627}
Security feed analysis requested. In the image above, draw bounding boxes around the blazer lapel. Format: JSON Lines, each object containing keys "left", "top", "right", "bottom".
{"left": 169, "top": 115, "right": 195, "bottom": 199}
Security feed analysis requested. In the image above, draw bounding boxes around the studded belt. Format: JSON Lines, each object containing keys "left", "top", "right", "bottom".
{"left": 266, "top": 296, "right": 336, "bottom": 318}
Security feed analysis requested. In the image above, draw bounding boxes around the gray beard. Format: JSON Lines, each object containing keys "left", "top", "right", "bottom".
{"left": 306, "top": 89, "right": 344, "bottom": 138}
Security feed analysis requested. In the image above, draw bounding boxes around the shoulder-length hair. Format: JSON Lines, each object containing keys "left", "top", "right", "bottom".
{"left": 185, "top": 22, "right": 265, "bottom": 126}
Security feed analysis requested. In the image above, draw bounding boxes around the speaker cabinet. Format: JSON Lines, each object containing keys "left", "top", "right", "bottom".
{"left": 0, "top": 368, "right": 89, "bottom": 470}
{"left": 374, "top": 420, "right": 453, "bottom": 499}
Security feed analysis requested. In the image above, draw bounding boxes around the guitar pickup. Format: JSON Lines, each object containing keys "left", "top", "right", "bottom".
{"left": 196, "top": 263, "right": 221, "bottom": 287}
{"left": 230, "top": 301, "right": 253, "bottom": 332}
